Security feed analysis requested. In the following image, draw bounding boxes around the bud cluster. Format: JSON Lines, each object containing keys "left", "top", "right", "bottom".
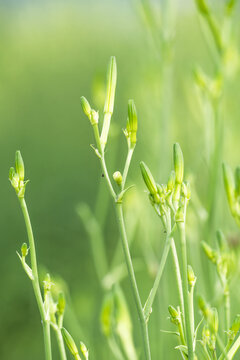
{"left": 140, "top": 143, "right": 190, "bottom": 223}
{"left": 223, "top": 162, "right": 240, "bottom": 227}
{"left": 9, "top": 151, "right": 29, "bottom": 198}
{"left": 198, "top": 296, "right": 219, "bottom": 335}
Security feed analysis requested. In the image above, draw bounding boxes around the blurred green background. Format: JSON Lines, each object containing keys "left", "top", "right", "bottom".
{"left": 1, "top": 0, "right": 240, "bottom": 359}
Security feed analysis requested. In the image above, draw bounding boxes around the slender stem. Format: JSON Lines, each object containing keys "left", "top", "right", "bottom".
{"left": 226, "top": 334, "right": 240, "bottom": 360}
{"left": 19, "top": 198, "right": 52, "bottom": 360}
{"left": 189, "top": 286, "right": 195, "bottom": 340}
{"left": 100, "top": 155, "right": 116, "bottom": 199}
{"left": 122, "top": 147, "right": 134, "bottom": 190}
{"left": 116, "top": 203, "right": 151, "bottom": 360}
{"left": 203, "top": 345, "right": 212, "bottom": 360}
{"left": 178, "top": 221, "right": 194, "bottom": 360}
{"left": 55, "top": 327, "right": 67, "bottom": 360}
{"left": 224, "top": 287, "right": 230, "bottom": 334}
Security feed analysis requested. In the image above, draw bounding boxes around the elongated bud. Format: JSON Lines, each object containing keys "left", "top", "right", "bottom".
{"left": 21, "top": 243, "right": 28, "bottom": 257}
{"left": 195, "top": 0, "right": 209, "bottom": 14}
{"left": 223, "top": 162, "right": 236, "bottom": 212}
{"left": 167, "top": 171, "right": 175, "bottom": 191}
{"left": 80, "top": 96, "right": 91, "bottom": 119}
{"left": 173, "top": 143, "right": 184, "bottom": 184}
{"left": 9, "top": 167, "right": 15, "bottom": 182}
{"left": 140, "top": 162, "right": 158, "bottom": 196}
{"left": 80, "top": 342, "right": 88, "bottom": 360}
{"left": 230, "top": 314, "right": 240, "bottom": 335}
{"left": 201, "top": 241, "right": 218, "bottom": 264}
{"left": 198, "top": 295, "right": 210, "bottom": 318}
{"left": 57, "top": 292, "right": 66, "bottom": 315}
{"left": 43, "top": 273, "right": 53, "bottom": 293}
{"left": 187, "top": 265, "right": 196, "bottom": 287}
{"left": 168, "top": 305, "right": 180, "bottom": 325}
{"left": 127, "top": 99, "right": 138, "bottom": 147}
{"left": 113, "top": 171, "right": 122, "bottom": 186}
{"left": 175, "top": 206, "right": 184, "bottom": 223}
{"left": 210, "top": 308, "right": 219, "bottom": 334}
{"left": 90, "top": 109, "right": 99, "bottom": 125}
{"left": 61, "top": 328, "right": 80, "bottom": 357}
{"left": 216, "top": 230, "right": 227, "bottom": 252}
{"left": 15, "top": 150, "right": 25, "bottom": 182}
{"left": 235, "top": 167, "right": 240, "bottom": 195}
{"left": 104, "top": 56, "right": 117, "bottom": 115}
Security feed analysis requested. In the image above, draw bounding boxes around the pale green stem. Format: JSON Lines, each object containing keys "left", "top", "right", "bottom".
{"left": 226, "top": 335, "right": 240, "bottom": 360}
{"left": 219, "top": 340, "right": 233, "bottom": 360}
{"left": 202, "top": 344, "right": 212, "bottom": 360}
{"left": 121, "top": 147, "right": 134, "bottom": 190}
{"left": 19, "top": 198, "right": 52, "bottom": 360}
{"left": 224, "top": 287, "right": 230, "bottom": 335}
{"left": 100, "top": 155, "right": 116, "bottom": 198}
{"left": 178, "top": 221, "right": 194, "bottom": 360}
{"left": 55, "top": 327, "right": 67, "bottom": 360}
{"left": 189, "top": 286, "right": 195, "bottom": 341}
{"left": 100, "top": 112, "right": 112, "bottom": 149}
{"left": 92, "top": 123, "right": 102, "bottom": 156}
{"left": 116, "top": 202, "right": 151, "bottom": 360}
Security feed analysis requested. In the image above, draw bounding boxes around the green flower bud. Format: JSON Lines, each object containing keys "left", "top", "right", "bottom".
{"left": 43, "top": 273, "right": 53, "bottom": 293}
{"left": 175, "top": 206, "right": 184, "bottom": 223}
{"left": 210, "top": 308, "right": 219, "bottom": 334}
{"left": 198, "top": 295, "right": 210, "bottom": 319}
{"left": 187, "top": 265, "right": 196, "bottom": 287}
{"left": 80, "top": 342, "right": 88, "bottom": 360}
{"left": 9, "top": 167, "right": 15, "bottom": 182}
{"left": 15, "top": 150, "right": 25, "bottom": 182}
{"left": 173, "top": 143, "right": 184, "bottom": 184}
{"left": 90, "top": 109, "right": 99, "bottom": 125}
{"left": 10, "top": 171, "right": 19, "bottom": 190}
{"left": 222, "top": 162, "right": 236, "bottom": 213}
{"left": 195, "top": 0, "right": 209, "bottom": 14}
{"left": 57, "top": 292, "right": 66, "bottom": 316}
{"left": 127, "top": 99, "right": 138, "bottom": 147}
{"left": 168, "top": 305, "right": 181, "bottom": 325}
{"left": 80, "top": 96, "right": 91, "bottom": 119}
{"left": 113, "top": 171, "right": 122, "bottom": 186}
{"left": 61, "top": 327, "right": 80, "bottom": 357}
{"left": 21, "top": 243, "right": 28, "bottom": 257}
{"left": 235, "top": 166, "right": 240, "bottom": 195}
{"left": 201, "top": 241, "right": 218, "bottom": 264}
{"left": 167, "top": 171, "right": 175, "bottom": 191}
{"left": 140, "top": 162, "right": 158, "bottom": 196}
{"left": 104, "top": 56, "right": 117, "bottom": 115}
{"left": 216, "top": 230, "right": 227, "bottom": 252}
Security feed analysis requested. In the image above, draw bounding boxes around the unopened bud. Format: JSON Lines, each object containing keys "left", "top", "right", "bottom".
{"left": 127, "top": 99, "right": 138, "bottom": 147}
{"left": 57, "top": 292, "right": 66, "bottom": 315}
{"left": 187, "top": 265, "right": 196, "bottom": 287}
{"left": 201, "top": 241, "right": 218, "bottom": 264}
{"left": 198, "top": 295, "right": 210, "bottom": 319}
{"left": 15, "top": 150, "right": 25, "bottom": 182}
{"left": 222, "top": 162, "right": 236, "bottom": 213}
{"left": 168, "top": 305, "right": 180, "bottom": 325}
{"left": 113, "top": 171, "right": 122, "bottom": 186}
{"left": 80, "top": 341, "right": 89, "bottom": 360}
{"left": 90, "top": 109, "right": 99, "bottom": 125}
{"left": 167, "top": 171, "right": 175, "bottom": 191}
{"left": 80, "top": 96, "right": 91, "bottom": 119}
{"left": 43, "top": 273, "right": 53, "bottom": 292}
{"left": 140, "top": 162, "right": 158, "bottom": 196}
{"left": 216, "top": 230, "right": 227, "bottom": 252}
{"left": 61, "top": 327, "right": 79, "bottom": 357}
{"left": 104, "top": 56, "right": 117, "bottom": 115}
{"left": 21, "top": 243, "right": 28, "bottom": 257}
{"left": 173, "top": 143, "right": 184, "bottom": 184}
{"left": 210, "top": 308, "right": 219, "bottom": 334}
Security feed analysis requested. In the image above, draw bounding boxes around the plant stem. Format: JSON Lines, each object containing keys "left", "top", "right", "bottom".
{"left": 122, "top": 147, "right": 134, "bottom": 190}
{"left": 55, "top": 327, "right": 67, "bottom": 360}
{"left": 100, "top": 155, "right": 116, "bottom": 198}
{"left": 226, "top": 335, "right": 240, "bottom": 360}
{"left": 224, "top": 287, "right": 230, "bottom": 334}
{"left": 19, "top": 198, "right": 52, "bottom": 360}
{"left": 178, "top": 221, "right": 194, "bottom": 360}
{"left": 116, "top": 202, "right": 151, "bottom": 360}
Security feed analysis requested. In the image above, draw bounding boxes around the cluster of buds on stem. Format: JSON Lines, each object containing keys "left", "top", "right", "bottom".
{"left": 223, "top": 162, "right": 240, "bottom": 227}
{"left": 9, "top": 151, "right": 29, "bottom": 198}
{"left": 16, "top": 242, "right": 33, "bottom": 280}
{"left": 140, "top": 143, "right": 190, "bottom": 225}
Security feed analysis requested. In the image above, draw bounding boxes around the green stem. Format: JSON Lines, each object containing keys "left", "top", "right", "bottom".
{"left": 55, "top": 327, "right": 67, "bottom": 360}
{"left": 122, "top": 147, "right": 134, "bottom": 190}
{"left": 224, "top": 288, "right": 230, "bottom": 335}
{"left": 19, "top": 198, "right": 52, "bottom": 360}
{"left": 189, "top": 286, "right": 195, "bottom": 341}
{"left": 100, "top": 155, "right": 116, "bottom": 198}
{"left": 226, "top": 335, "right": 240, "bottom": 360}
{"left": 178, "top": 221, "right": 194, "bottom": 360}
{"left": 116, "top": 203, "right": 151, "bottom": 360}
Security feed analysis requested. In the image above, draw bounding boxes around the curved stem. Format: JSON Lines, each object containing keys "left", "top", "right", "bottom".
{"left": 122, "top": 147, "right": 134, "bottom": 190}
{"left": 116, "top": 203, "right": 151, "bottom": 360}
{"left": 100, "top": 155, "right": 116, "bottom": 199}
{"left": 55, "top": 327, "right": 67, "bottom": 360}
{"left": 178, "top": 221, "right": 194, "bottom": 360}
{"left": 19, "top": 198, "right": 52, "bottom": 360}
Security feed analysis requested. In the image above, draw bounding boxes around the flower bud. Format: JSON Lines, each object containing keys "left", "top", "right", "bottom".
{"left": 61, "top": 327, "right": 79, "bottom": 356}
{"left": 21, "top": 243, "right": 28, "bottom": 257}
{"left": 90, "top": 109, "right": 99, "bottom": 125}
{"left": 216, "top": 230, "right": 227, "bottom": 252}
{"left": 187, "top": 265, "right": 196, "bottom": 287}
{"left": 198, "top": 295, "right": 211, "bottom": 319}
{"left": 127, "top": 99, "right": 138, "bottom": 147}
{"left": 210, "top": 308, "right": 219, "bottom": 334}
{"left": 140, "top": 162, "right": 158, "bottom": 196}
{"left": 173, "top": 143, "right": 184, "bottom": 184}
{"left": 104, "top": 56, "right": 117, "bottom": 115}
{"left": 113, "top": 171, "right": 122, "bottom": 186}
{"left": 168, "top": 305, "right": 181, "bottom": 325}
{"left": 201, "top": 241, "right": 218, "bottom": 264}
{"left": 80, "top": 96, "right": 91, "bottom": 119}
{"left": 57, "top": 292, "right": 66, "bottom": 316}
{"left": 222, "top": 162, "right": 236, "bottom": 213}
{"left": 15, "top": 150, "right": 25, "bottom": 182}
{"left": 167, "top": 171, "right": 175, "bottom": 191}
{"left": 43, "top": 273, "right": 53, "bottom": 293}
{"left": 80, "top": 341, "right": 89, "bottom": 360}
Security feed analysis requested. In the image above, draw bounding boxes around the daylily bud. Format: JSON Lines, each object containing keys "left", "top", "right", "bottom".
{"left": 140, "top": 162, "right": 158, "bottom": 196}
{"left": 15, "top": 150, "right": 25, "bottom": 182}
{"left": 57, "top": 292, "right": 66, "bottom": 316}
{"left": 201, "top": 241, "right": 218, "bottom": 264}
{"left": 223, "top": 162, "right": 236, "bottom": 213}
{"left": 173, "top": 143, "right": 184, "bottom": 184}
{"left": 127, "top": 99, "right": 138, "bottom": 147}
{"left": 167, "top": 171, "right": 175, "bottom": 191}
{"left": 113, "top": 171, "right": 122, "bottom": 186}
{"left": 80, "top": 342, "right": 89, "bottom": 360}
{"left": 90, "top": 109, "right": 99, "bottom": 125}
{"left": 61, "top": 327, "right": 80, "bottom": 357}
{"left": 168, "top": 305, "right": 181, "bottom": 325}
{"left": 21, "top": 243, "right": 28, "bottom": 257}
{"left": 187, "top": 265, "right": 196, "bottom": 287}
{"left": 104, "top": 56, "right": 117, "bottom": 115}
{"left": 80, "top": 96, "right": 91, "bottom": 119}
